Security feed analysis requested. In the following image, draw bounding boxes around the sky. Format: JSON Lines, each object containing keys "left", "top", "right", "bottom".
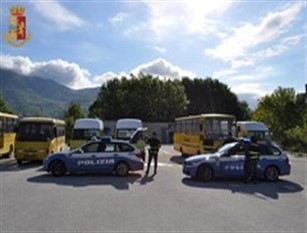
{"left": 0, "top": 0, "right": 306, "bottom": 108}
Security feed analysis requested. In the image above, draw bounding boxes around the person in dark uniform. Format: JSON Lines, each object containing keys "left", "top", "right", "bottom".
{"left": 203, "top": 133, "right": 214, "bottom": 153}
{"left": 146, "top": 132, "right": 161, "bottom": 175}
{"left": 244, "top": 136, "right": 261, "bottom": 183}
{"left": 223, "top": 132, "right": 237, "bottom": 145}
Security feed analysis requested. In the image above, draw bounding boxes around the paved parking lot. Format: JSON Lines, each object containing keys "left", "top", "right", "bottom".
{"left": 0, "top": 145, "right": 306, "bottom": 233}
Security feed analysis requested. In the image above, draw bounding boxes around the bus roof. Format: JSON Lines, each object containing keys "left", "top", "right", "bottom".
{"left": 74, "top": 118, "right": 103, "bottom": 130}
{"left": 175, "top": 113, "right": 235, "bottom": 121}
{"left": 19, "top": 117, "right": 65, "bottom": 125}
{"left": 116, "top": 118, "right": 143, "bottom": 129}
{"left": 0, "top": 112, "right": 18, "bottom": 119}
{"left": 237, "top": 121, "right": 269, "bottom": 131}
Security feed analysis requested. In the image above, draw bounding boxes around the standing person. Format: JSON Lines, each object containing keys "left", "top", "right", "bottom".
{"left": 244, "top": 136, "right": 261, "bottom": 183}
{"left": 146, "top": 132, "right": 161, "bottom": 175}
{"left": 203, "top": 133, "right": 214, "bottom": 153}
{"left": 223, "top": 132, "right": 237, "bottom": 145}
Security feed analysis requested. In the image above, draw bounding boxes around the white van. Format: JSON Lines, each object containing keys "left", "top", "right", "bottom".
{"left": 69, "top": 118, "right": 104, "bottom": 149}
{"left": 237, "top": 121, "right": 271, "bottom": 141}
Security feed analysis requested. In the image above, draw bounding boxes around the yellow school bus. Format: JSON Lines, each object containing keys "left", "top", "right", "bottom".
{"left": 15, "top": 117, "right": 65, "bottom": 164}
{"left": 0, "top": 112, "right": 18, "bottom": 158}
{"left": 174, "top": 114, "right": 236, "bottom": 157}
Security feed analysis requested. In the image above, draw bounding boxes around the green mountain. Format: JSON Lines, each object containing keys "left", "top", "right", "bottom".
{"left": 0, "top": 68, "right": 99, "bottom": 118}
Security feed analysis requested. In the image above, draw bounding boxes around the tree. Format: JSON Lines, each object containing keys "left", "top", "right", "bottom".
{"left": 252, "top": 87, "right": 302, "bottom": 145}
{"left": 64, "top": 102, "right": 84, "bottom": 140}
{"left": 0, "top": 93, "right": 12, "bottom": 113}
{"left": 181, "top": 77, "right": 249, "bottom": 120}
{"left": 88, "top": 73, "right": 188, "bottom": 122}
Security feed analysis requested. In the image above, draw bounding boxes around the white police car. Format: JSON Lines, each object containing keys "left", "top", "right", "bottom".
{"left": 43, "top": 139, "right": 144, "bottom": 177}
{"left": 183, "top": 142, "right": 291, "bottom": 182}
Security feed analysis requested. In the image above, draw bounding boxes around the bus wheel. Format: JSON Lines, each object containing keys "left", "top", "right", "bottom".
{"left": 197, "top": 164, "right": 213, "bottom": 182}
{"left": 115, "top": 162, "right": 129, "bottom": 177}
{"left": 17, "top": 159, "right": 23, "bottom": 165}
{"left": 50, "top": 160, "right": 66, "bottom": 177}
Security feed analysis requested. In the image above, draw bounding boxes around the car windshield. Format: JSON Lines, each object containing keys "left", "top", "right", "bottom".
{"left": 215, "top": 142, "right": 238, "bottom": 156}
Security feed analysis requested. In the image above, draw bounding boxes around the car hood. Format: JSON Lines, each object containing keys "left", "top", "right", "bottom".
{"left": 185, "top": 153, "right": 217, "bottom": 163}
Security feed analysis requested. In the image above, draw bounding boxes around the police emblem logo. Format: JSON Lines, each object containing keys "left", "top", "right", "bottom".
{"left": 3, "top": 6, "right": 31, "bottom": 47}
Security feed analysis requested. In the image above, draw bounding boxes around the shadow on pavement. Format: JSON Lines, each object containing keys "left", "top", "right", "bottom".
{"left": 170, "top": 155, "right": 184, "bottom": 165}
{"left": 0, "top": 160, "right": 42, "bottom": 172}
{"left": 27, "top": 173, "right": 142, "bottom": 190}
{"left": 139, "top": 173, "right": 155, "bottom": 185}
{"left": 182, "top": 177, "right": 304, "bottom": 200}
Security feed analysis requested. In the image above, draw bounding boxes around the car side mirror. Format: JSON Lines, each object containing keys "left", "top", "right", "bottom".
{"left": 76, "top": 148, "right": 83, "bottom": 154}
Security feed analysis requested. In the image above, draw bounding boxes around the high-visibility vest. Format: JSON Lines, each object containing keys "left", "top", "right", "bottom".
{"left": 203, "top": 139, "right": 214, "bottom": 152}
{"left": 248, "top": 143, "right": 260, "bottom": 160}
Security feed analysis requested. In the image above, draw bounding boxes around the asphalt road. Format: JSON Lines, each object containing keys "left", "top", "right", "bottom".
{"left": 0, "top": 145, "right": 306, "bottom": 233}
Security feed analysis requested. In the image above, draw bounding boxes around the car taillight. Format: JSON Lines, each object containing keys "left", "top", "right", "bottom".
{"left": 285, "top": 154, "right": 290, "bottom": 165}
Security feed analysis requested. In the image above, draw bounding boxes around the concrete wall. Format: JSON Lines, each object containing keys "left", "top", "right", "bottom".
{"left": 103, "top": 120, "right": 174, "bottom": 144}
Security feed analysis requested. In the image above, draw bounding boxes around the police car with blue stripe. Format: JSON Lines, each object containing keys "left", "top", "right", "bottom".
{"left": 183, "top": 141, "right": 291, "bottom": 182}
{"left": 43, "top": 139, "right": 144, "bottom": 177}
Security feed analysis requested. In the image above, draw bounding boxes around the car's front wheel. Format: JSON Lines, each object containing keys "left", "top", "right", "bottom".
{"left": 50, "top": 160, "right": 66, "bottom": 177}
{"left": 265, "top": 166, "right": 279, "bottom": 182}
{"left": 115, "top": 162, "right": 129, "bottom": 177}
{"left": 197, "top": 164, "right": 213, "bottom": 182}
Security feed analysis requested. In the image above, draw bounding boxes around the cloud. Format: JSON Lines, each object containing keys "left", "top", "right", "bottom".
{"left": 124, "top": 1, "right": 231, "bottom": 40}
{"left": 131, "top": 58, "right": 196, "bottom": 79}
{"left": 1, "top": 55, "right": 94, "bottom": 89}
{"left": 153, "top": 46, "right": 166, "bottom": 53}
{"left": 109, "top": 12, "right": 128, "bottom": 25}
{"left": 33, "top": 2, "right": 85, "bottom": 31}
{"left": 231, "top": 83, "right": 267, "bottom": 97}
{"left": 256, "top": 34, "right": 303, "bottom": 58}
{"left": 205, "top": 2, "right": 304, "bottom": 61}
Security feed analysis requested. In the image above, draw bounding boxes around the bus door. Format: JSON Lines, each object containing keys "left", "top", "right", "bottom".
{"left": 130, "top": 127, "right": 147, "bottom": 150}
{"left": 0, "top": 117, "right": 3, "bottom": 150}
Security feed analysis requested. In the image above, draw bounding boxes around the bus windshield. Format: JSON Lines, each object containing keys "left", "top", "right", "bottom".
{"left": 72, "top": 129, "right": 101, "bottom": 140}
{"left": 117, "top": 128, "right": 136, "bottom": 140}
{"left": 17, "top": 123, "right": 54, "bottom": 141}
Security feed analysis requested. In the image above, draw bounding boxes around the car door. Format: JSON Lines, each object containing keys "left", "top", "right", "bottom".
{"left": 219, "top": 143, "right": 246, "bottom": 177}
{"left": 69, "top": 142, "right": 101, "bottom": 172}
{"left": 95, "top": 142, "right": 117, "bottom": 173}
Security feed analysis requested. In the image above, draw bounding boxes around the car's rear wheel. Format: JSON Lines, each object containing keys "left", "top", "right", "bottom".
{"left": 115, "top": 162, "right": 129, "bottom": 177}
{"left": 50, "top": 160, "right": 66, "bottom": 177}
{"left": 197, "top": 164, "right": 213, "bottom": 182}
{"left": 265, "top": 166, "right": 279, "bottom": 182}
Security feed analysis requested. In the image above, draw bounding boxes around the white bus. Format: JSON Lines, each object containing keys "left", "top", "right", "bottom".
{"left": 237, "top": 121, "right": 271, "bottom": 141}
{"left": 69, "top": 118, "right": 104, "bottom": 149}
{"left": 116, "top": 118, "right": 143, "bottom": 140}
{"left": 115, "top": 118, "right": 146, "bottom": 160}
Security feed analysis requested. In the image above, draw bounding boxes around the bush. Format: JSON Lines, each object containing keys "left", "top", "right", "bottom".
{"left": 284, "top": 124, "right": 307, "bottom": 152}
